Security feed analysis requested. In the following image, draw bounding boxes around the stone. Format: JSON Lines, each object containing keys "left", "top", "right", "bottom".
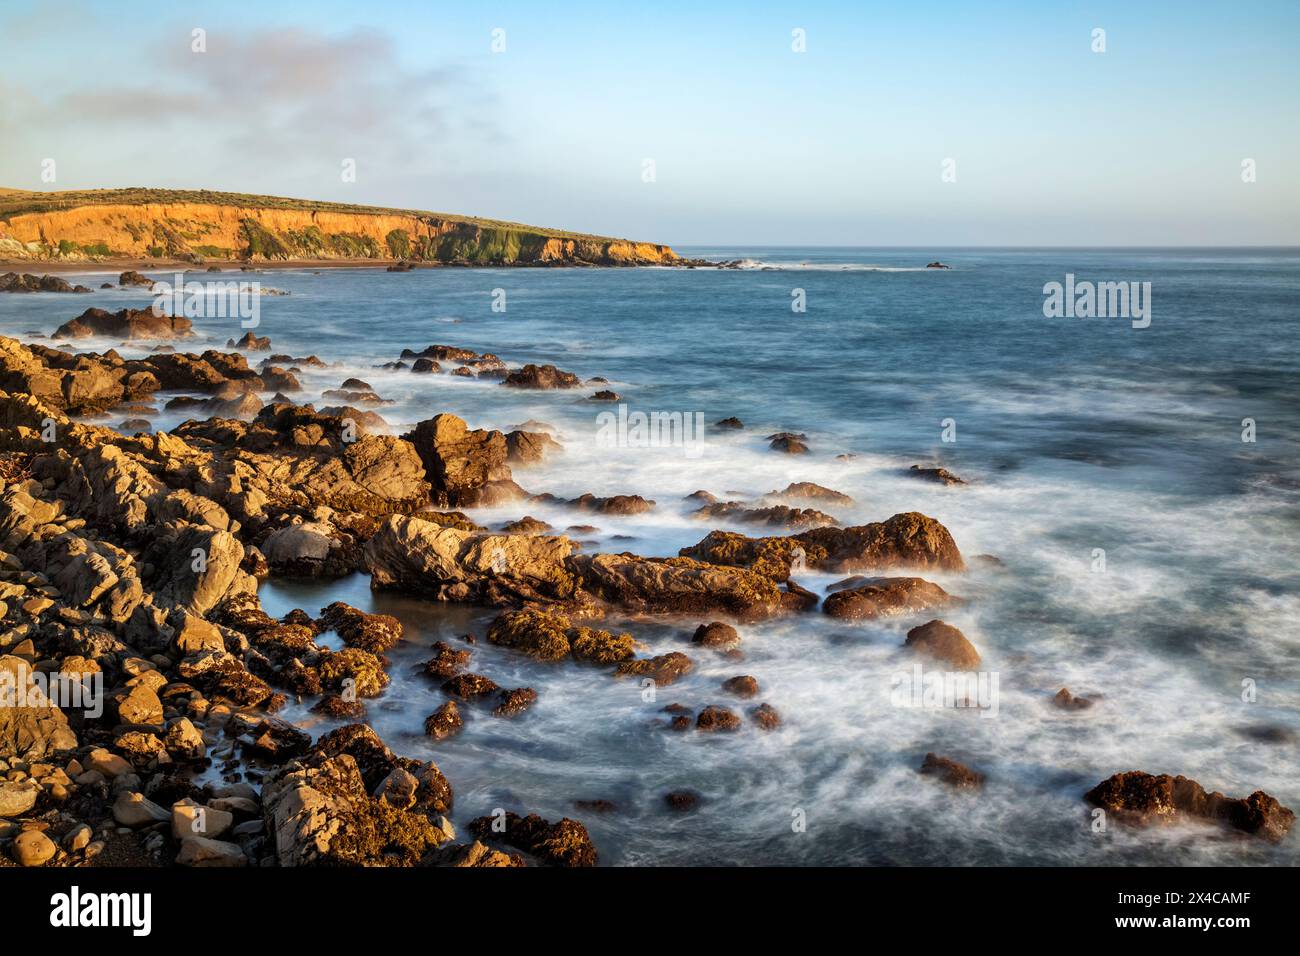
{"left": 0, "top": 780, "right": 39, "bottom": 816}
{"left": 112, "top": 791, "right": 170, "bottom": 827}
{"left": 1085, "top": 771, "right": 1294, "bottom": 842}
{"left": 172, "top": 798, "right": 234, "bottom": 839}
{"left": 12, "top": 828, "right": 56, "bottom": 866}
{"left": 177, "top": 835, "right": 247, "bottom": 867}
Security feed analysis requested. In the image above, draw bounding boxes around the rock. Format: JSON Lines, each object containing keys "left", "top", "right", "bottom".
{"left": 501, "top": 364, "right": 582, "bottom": 389}
{"left": 0, "top": 780, "right": 39, "bottom": 816}
{"left": 442, "top": 672, "right": 502, "bottom": 700}
{"left": 823, "top": 576, "right": 956, "bottom": 621}
{"left": 1052, "top": 687, "right": 1094, "bottom": 710}
{"left": 615, "top": 652, "right": 694, "bottom": 686}
{"left": 318, "top": 601, "right": 402, "bottom": 653}
{"left": 261, "top": 523, "right": 340, "bottom": 576}
{"left": 589, "top": 390, "right": 620, "bottom": 401}
{"left": 53, "top": 306, "right": 192, "bottom": 341}
{"left": 749, "top": 702, "right": 781, "bottom": 730}
{"left": 119, "top": 270, "right": 156, "bottom": 287}
{"left": 262, "top": 752, "right": 449, "bottom": 866}
{"left": 908, "top": 464, "right": 966, "bottom": 485}
{"left": 493, "top": 687, "right": 538, "bottom": 718}
{"left": 374, "top": 767, "right": 421, "bottom": 810}
{"left": 1084, "top": 771, "right": 1294, "bottom": 841}
{"left": 467, "top": 812, "right": 596, "bottom": 866}
{"left": 406, "top": 414, "right": 513, "bottom": 507}
{"left": 904, "top": 620, "right": 981, "bottom": 669}
{"left": 424, "top": 701, "right": 463, "bottom": 740}
{"left": 692, "top": 621, "right": 740, "bottom": 649}
{"left": 769, "top": 435, "right": 809, "bottom": 454}
{"left": 696, "top": 705, "right": 742, "bottom": 731}
{"left": 505, "top": 430, "right": 562, "bottom": 466}
{"left": 11, "top": 829, "right": 56, "bottom": 866}
{"left": 562, "top": 492, "right": 655, "bottom": 515}
{"left": 172, "top": 798, "right": 234, "bottom": 839}
{"left": 112, "top": 683, "right": 164, "bottom": 726}
{"left": 919, "top": 753, "right": 984, "bottom": 789}
{"left": 85, "top": 747, "right": 132, "bottom": 778}
{"left": 64, "top": 823, "right": 93, "bottom": 851}
{"left": 0, "top": 655, "right": 78, "bottom": 760}
{"left": 422, "top": 641, "right": 472, "bottom": 680}
{"left": 722, "top": 675, "right": 760, "bottom": 698}
{"left": 714, "top": 417, "right": 744, "bottom": 429}
{"left": 176, "top": 836, "right": 247, "bottom": 866}
{"left": 502, "top": 516, "right": 553, "bottom": 535}
{"left": 434, "top": 840, "right": 524, "bottom": 867}
{"left": 692, "top": 501, "right": 838, "bottom": 530}
{"left": 572, "top": 552, "right": 782, "bottom": 620}
{"left": 765, "top": 481, "right": 854, "bottom": 506}
{"left": 680, "top": 512, "right": 966, "bottom": 579}
{"left": 664, "top": 790, "right": 701, "bottom": 812}
{"left": 112, "top": 791, "right": 170, "bottom": 827}
{"left": 227, "top": 331, "right": 271, "bottom": 351}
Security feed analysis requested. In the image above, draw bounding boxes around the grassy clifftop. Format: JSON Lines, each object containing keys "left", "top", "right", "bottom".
{"left": 0, "top": 187, "right": 680, "bottom": 266}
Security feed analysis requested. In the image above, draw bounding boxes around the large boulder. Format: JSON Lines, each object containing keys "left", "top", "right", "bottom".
{"left": 405, "top": 414, "right": 514, "bottom": 507}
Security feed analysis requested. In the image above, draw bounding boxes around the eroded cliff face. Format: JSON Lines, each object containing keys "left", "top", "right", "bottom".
{"left": 0, "top": 195, "right": 680, "bottom": 266}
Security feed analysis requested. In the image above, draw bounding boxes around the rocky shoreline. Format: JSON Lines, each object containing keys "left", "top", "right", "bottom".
{"left": 0, "top": 311, "right": 1293, "bottom": 868}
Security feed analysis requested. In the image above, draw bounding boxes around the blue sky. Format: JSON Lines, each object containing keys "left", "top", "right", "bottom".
{"left": 1, "top": 0, "right": 1296, "bottom": 245}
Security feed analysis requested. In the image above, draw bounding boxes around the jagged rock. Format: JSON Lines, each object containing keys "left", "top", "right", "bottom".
{"left": 749, "top": 702, "right": 781, "bottom": 730}
{"left": 467, "top": 812, "right": 596, "bottom": 866}
{"left": 1085, "top": 771, "right": 1294, "bottom": 841}
{"left": 405, "top": 414, "right": 514, "bottom": 508}
{"left": 318, "top": 601, "right": 402, "bottom": 653}
{"left": 424, "top": 701, "right": 463, "bottom": 740}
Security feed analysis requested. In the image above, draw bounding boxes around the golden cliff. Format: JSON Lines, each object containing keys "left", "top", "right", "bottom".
{"left": 0, "top": 188, "right": 682, "bottom": 266}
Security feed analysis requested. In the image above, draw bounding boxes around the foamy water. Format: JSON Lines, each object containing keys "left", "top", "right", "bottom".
{"left": 3, "top": 247, "right": 1297, "bottom": 864}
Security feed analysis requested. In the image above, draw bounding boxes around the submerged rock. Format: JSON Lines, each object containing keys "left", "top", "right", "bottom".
{"left": 919, "top": 753, "right": 984, "bottom": 789}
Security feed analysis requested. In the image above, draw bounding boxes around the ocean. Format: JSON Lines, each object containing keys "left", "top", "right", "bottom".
{"left": 3, "top": 247, "right": 1297, "bottom": 865}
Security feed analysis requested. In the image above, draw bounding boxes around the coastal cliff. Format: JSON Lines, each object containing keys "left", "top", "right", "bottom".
{"left": 0, "top": 187, "right": 681, "bottom": 266}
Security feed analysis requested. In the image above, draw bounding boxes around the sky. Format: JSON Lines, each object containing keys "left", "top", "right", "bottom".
{"left": 1, "top": 0, "right": 1297, "bottom": 246}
